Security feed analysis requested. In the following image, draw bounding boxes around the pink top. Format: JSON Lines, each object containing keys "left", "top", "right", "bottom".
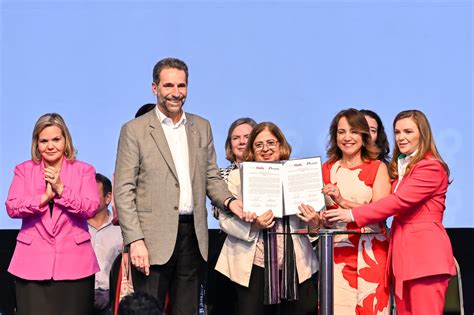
{"left": 352, "top": 158, "right": 456, "bottom": 299}
{"left": 6, "top": 159, "right": 100, "bottom": 280}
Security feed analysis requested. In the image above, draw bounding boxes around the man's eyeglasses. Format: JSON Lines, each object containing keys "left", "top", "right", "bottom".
{"left": 254, "top": 140, "right": 279, "bottom": 152}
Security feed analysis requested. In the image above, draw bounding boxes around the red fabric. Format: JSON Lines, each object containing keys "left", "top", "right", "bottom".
{"left": 111, "top": 173, "right": 120, "bottom": 225}
{"left": 323, "top": 159, "right": 389, "bottom": 314}
{"left": 395, "top": 274, "right": 451, "bottom": 315}
{"left": 322, "top": 160, "right": 381, "bottom": 187}
{"left": 113, "top": 263, "right": 123, "bottom": 315}
{"left": 352, "top": 159, "right": 456, "bottom": 299}
{"left": 164, "top": 293, "right": 170, "bottom": 314}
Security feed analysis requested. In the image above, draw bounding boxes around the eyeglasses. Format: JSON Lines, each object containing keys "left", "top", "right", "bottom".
{"left": 254, "top": 140, "right": 279, "bottom": 152}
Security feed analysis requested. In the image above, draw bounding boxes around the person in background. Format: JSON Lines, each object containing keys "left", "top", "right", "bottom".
{"left": 134, "top": 103, "right": 156, "bottom": 119}
{"left": 324, "top": 109, "right": 456, "bottom": 315}
{"left": 215, "top": 122, "right": 319, "bottom": 315}
{"left": 360, "top": 109, "right": 391, "bottom": 164}
{"left": 118, "top": 292, "right": 162, "bottom": 315}
{"left": 321, "top": 108, "right": 391, "bottom": 314}
{"left": 207, "top": 117, "right": 257, "bottom": 315}
{"left": 6, "top": 112, "right": 100, "bottom": 315}
{"left": 215, "top": 117, "right": 257, "bottom": 216}
{"left": 89, "top": 173, "right": 123, "bottom": 314}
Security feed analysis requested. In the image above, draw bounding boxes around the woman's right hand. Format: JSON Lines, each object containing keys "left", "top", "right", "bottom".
{"left": 251, "top": 209, "right": 275, "bottom": 231}
{"left": 322, "top": 184, "right": 349, "bottom": 208}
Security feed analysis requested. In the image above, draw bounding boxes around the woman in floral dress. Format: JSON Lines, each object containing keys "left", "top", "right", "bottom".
{"left": 322, "top": 108, "right": 391, "bottom": 314}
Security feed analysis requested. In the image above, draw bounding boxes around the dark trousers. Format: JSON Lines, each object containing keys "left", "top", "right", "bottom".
{"left": 206, "top": 231, "right": 236, "bottom": 315}
{"left": 132, "top": 217, "right": 205, "bottom": 315}
{"left": 234, "top": 265, "right": 318, "bottom": 315}
{"left": 15, "top": 275, "right": 94, "bottom": 315}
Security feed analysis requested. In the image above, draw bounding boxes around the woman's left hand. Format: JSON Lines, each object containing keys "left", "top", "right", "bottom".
{"left": 324, "top": 208, "right": 353, "bottom": 223}
{"left": 297, "top": 203, "right": 320, "bottom": 230}
{"left": 44, "top": 167, "right": 64, "bottom": 196}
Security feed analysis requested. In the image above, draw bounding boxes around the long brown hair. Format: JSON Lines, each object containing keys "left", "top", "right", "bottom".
{"left": 326, "top": 108, "right": 379, "bottom": 163}
{"left": 243, "top": 122, "right": 292, "bottom": 162}
{"left": 389, "top": 110, "right": 449, "bottom": 179}
{"left": 360, "top": 109, "right": 390, "bottom": 164}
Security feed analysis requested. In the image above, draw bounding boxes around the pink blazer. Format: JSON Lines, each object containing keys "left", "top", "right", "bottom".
{"left": 5, "top": 159, "right": 101, "bottom": 280}
{"left": 352, "top": 158, "right": 456, "bottom": 299}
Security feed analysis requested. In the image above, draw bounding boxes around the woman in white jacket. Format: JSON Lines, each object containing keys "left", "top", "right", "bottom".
{"left": 215, "top": 122, "right": 320, "bottom": 315}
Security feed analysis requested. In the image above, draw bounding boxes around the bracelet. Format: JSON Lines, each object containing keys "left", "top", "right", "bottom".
{"left": 224, "top": 197, "right": 237, "bottom": 212}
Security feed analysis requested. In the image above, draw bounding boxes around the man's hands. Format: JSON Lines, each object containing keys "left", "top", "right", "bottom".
{"left": 130, "top": 239, "right": 150, "bottom": 276}
{"left": 228, "top": 199, "right": 257, "bottom": 222}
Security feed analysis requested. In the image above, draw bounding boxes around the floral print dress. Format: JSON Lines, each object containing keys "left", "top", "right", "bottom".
{"left": 322, "top": 160, "right": 389, "bottom": 315}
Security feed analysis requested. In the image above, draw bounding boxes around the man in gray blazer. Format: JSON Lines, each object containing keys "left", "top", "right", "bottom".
{"left": 114, "top": 58, "right": 248, "bottom": 314}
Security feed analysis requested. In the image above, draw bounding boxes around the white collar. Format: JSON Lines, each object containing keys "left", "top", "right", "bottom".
{"left": 156, "top": 106, "right": 187, "bottom": 128}
{"left": 397, "top": 150, "right": 417, "bottom": 176}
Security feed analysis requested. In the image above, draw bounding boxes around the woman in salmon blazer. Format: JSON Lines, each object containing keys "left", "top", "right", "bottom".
{"left": 324, "top": 110, "right": 456, "bottom": 315}
{"left": 6, "top": 113, "right": 100, "bottom": 315}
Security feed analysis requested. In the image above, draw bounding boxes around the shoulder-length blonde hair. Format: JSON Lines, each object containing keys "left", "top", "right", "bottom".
{"left": 326, "top": 108, "right": 379, "bottom": 163}
{"left": 243, "top": 122, "right": 292, "bottom": 162}
{"left": 389, "top": 110, "right": 449, "bottom": 179}
{"left": 31, "top": 113, "right": 76, "bottom": 163}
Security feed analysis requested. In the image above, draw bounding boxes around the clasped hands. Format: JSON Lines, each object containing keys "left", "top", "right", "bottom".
{"left": 40, "top": 166, "right": 64, "bottom": 207}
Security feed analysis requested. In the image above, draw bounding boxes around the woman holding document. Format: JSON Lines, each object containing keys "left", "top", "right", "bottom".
{"left": 215, "top": 122, "right": 319, "bottom": 315}
{"left": 321, "top": 108, "right": 391, "bottom": 314}
{"left": 324, "top": 110, "right": 456, "bottom": 315}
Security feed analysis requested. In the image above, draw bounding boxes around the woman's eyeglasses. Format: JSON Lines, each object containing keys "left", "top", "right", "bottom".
{"left": 254, "top": 140, "right": 279, "bottom": 152}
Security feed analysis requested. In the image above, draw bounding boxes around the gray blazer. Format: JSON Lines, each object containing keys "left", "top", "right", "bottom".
{"left": 114, "top": 109, "right": 232, "bottom": 265}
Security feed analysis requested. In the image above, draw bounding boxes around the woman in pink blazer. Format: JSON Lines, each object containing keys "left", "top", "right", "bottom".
{"left": 6, "top": 113, "right": 100, "bottom": 315}
{"left": 325, "top": 110, "right": 456, "bottom": 315}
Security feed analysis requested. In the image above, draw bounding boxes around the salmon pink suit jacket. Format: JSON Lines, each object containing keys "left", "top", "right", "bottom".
{"left": 5, "top": 159, "right": 101, "bottom": 281}
{"left": 352, "top": 158, "right": 456, "bottom": 299}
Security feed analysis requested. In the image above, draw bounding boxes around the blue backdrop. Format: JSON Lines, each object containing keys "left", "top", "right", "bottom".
{"left": 1, "top": 0, "right": 472, "bottom": 228}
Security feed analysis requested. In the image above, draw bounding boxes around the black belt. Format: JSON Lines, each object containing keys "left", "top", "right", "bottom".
{"left": 179, "top": 214, "right": 194, "bottom": 223}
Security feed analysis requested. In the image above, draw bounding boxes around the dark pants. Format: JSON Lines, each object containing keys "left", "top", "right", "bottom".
{"left": 132, "top": 216, "right": 205, "bottom": 315}
{"left": 15, "top": 275, "right": 94, "bottom": 315}
{"left": 206, "top": 231, "right": 236, "bottom": 315}
{"left": 234, "top": 265, "right": 318, "bottom": 315}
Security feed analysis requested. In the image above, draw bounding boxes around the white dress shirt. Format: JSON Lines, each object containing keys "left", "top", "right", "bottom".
{"left": 88, "top": 212, "right": 123, "bottom": 290}
{"left": 394, "top": 151, "right": 417, "bottom": 193}
{"left": 156, "top": 108, "right": 194, "bottom": 214}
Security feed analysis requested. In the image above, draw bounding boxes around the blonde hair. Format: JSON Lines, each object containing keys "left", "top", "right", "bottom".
{"left": 31, "top": 113, "right": 76, "bottom": 162}
{"left": 389, "top": 110, "right": 449, "bottom": 179}
{"left": 224, "top": 117, "right": 257, "bottom": 162}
